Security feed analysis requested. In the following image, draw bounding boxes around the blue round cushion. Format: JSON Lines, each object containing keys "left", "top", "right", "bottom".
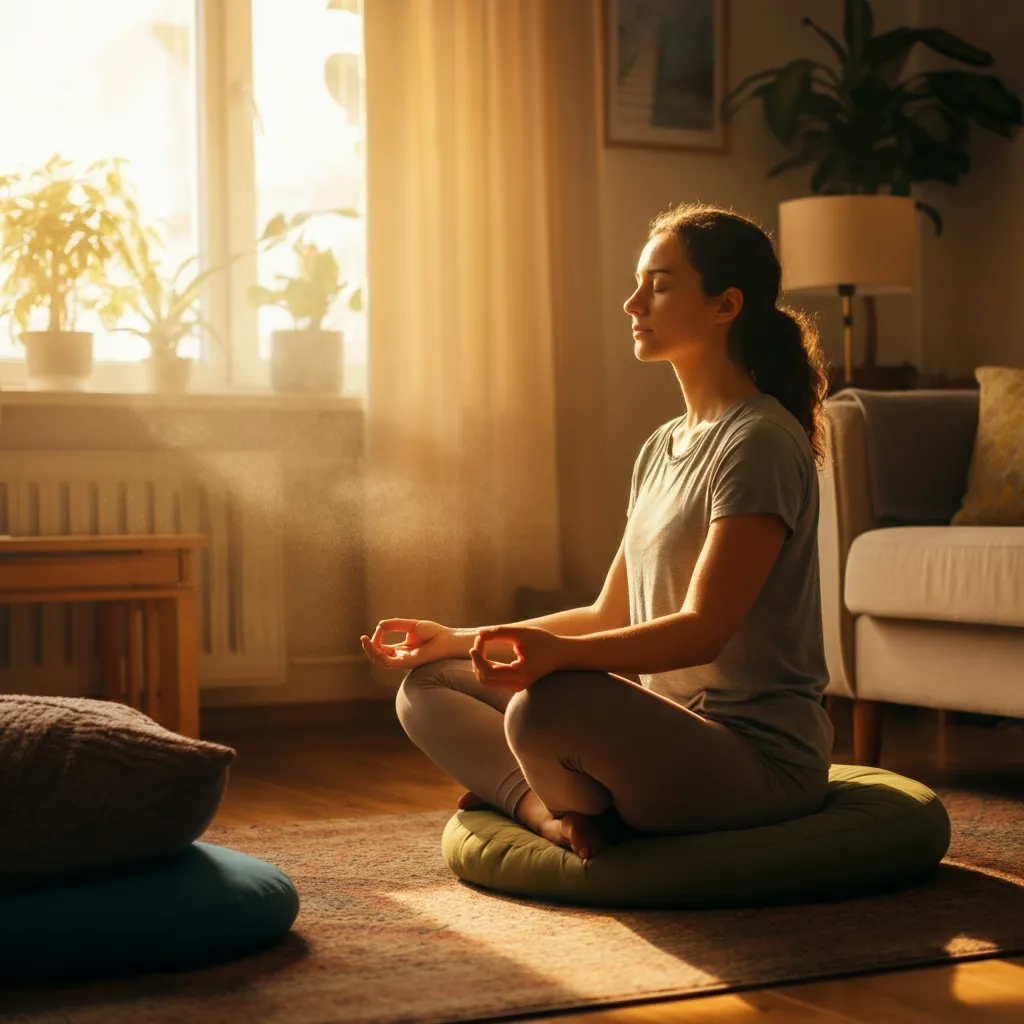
{"left": 0, "top": 842, "right": 299, "bottom": 980}
{"left": 442, "top": 764, "right": 951, "bottom": 908}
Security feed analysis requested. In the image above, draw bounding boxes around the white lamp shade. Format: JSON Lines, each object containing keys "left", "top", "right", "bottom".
{"left": 778, "top": 194, "right": 917, "bottom": 296}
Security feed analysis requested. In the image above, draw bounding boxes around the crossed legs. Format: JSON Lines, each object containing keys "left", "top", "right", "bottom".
{"left": 395, "top": 657, "right": 826, "bottom": 858}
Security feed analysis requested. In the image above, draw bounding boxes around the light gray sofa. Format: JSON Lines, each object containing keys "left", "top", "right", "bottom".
{"left": 817, "top": 388, "right": 1024, "bottom": 766}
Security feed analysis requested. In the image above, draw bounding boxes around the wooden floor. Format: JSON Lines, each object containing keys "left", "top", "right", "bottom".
{"left": 205, "top": 697, "right": 1024, "bottom": 1024}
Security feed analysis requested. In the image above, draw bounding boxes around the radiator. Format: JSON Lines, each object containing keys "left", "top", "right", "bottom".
{"left": 0, "top": 450, "right": 286, "bottom": 696}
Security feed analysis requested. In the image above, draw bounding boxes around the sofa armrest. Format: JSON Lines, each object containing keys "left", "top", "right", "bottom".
{"left": 827, "top": 388, "right": 979, "bottom": 524}
{"left": 817, "top": 389, "right": 980, "bottom": 699}
{"left": 818, "top": 401, "right": 877, "bottom": 698}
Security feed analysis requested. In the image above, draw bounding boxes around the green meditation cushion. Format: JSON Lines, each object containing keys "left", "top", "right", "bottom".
{"left": 0, "top": 842, "right": 299, "bottom": 981}
{"left": 441, "top": 764, "right": 951, "bottom": 908}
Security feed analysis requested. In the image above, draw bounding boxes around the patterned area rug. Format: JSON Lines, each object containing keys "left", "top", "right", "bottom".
{"left": 3, "top": 784, "right": 1024, "bottom": 1024}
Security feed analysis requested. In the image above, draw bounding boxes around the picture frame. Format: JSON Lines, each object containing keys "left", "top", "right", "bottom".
{"left": 602, "top": 0, "right": 729, "bottom": 153}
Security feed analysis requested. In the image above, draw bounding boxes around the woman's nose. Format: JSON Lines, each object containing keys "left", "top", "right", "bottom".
{"left": 624, "top": 288, "right": 644, "bottom": 316}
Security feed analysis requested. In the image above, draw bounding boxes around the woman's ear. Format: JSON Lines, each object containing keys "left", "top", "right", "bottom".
{"left": 714, "top": 287, "right": 744, "bottom": 325}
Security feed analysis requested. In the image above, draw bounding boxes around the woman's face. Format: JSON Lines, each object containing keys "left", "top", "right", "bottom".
{"left": 623, "top": 231, "right": 740, "bottom": 360}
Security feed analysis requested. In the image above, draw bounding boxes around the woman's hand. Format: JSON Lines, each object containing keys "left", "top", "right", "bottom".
{"left": 470, "top": 626, "right": 566, "bottom": 693}
{"left": 360, "top": 619, "right": 454, "bottom": 671}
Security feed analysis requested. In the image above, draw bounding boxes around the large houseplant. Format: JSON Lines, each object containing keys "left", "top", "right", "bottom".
{"left": 247, "top": 208, "right": 361, "bottom": 395}
{"left": 722, "top": 0, "right": 1022, "bottom": 379}
{"left": 110, "top": 214, "right": 243, "bottom": 394}
{"left": 0, "top": 154, "right": 137, "bottom": 388}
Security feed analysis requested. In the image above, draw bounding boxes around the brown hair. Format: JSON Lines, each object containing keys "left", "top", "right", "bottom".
{"left": 649, "top": 202, "right": 829, "bottom": 467}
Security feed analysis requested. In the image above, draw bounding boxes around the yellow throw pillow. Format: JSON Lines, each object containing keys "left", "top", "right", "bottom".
{"left": 951, "top": 366, "right": 1024, "bottom": 526}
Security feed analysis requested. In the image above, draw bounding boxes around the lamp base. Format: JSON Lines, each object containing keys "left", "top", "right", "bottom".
{"left": 838, "top": 284, "right": 855, "bottom": 384}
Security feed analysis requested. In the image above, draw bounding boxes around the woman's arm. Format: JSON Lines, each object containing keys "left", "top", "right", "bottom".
{"left": 557, "top": 513, "right": 786, "bottom": 675}
{"left": 447, "top": 605, "right": 604, "bottom": 660}
{"left": 558, "top": 611, "right": 715, "bottom": 675}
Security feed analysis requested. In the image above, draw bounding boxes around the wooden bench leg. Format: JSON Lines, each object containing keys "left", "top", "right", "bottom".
{"left": 853, "top": 699, "right": 883, "bottom": 766}
{"left": 158, "top": 592, "right": 200, "bottom": 739}
{"left": 144, "top": 601, "right": 160, "bottom": 721}
{"left": 126, "top": 601, "right": 143, "bottom": 712}
{"left": 100, "top": 602, "right": 124, "bottom": 703}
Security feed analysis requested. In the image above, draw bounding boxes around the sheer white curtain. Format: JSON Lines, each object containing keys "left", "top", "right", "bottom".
{"left": 363, "top": 0, "right": 606, "bottom": 690}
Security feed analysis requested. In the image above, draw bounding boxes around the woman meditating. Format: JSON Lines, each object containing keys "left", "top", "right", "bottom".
{"left": 361, "top": 202, "right": 834, "bottom": 862}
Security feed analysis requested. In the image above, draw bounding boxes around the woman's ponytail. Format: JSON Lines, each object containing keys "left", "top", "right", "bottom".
{"left": 734, "top": 304, "right": 829, "bottom": 467}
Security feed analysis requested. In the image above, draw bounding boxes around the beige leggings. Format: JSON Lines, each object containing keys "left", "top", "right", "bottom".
{"left": 395, "top": 658, "right": 829, "bottom": 835}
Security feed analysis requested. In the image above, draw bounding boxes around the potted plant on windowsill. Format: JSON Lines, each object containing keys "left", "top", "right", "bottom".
{"left": 722, "top": 0, "right": 1022, "bottom": 389}
{"left": 0, "top": 154, "right": 137, "bottom": 389}
{"left": 110, "top": 213, "right": 242, "bottom": 394}
{"left": 247, "top": 208, "right": 361, "bottom": 395}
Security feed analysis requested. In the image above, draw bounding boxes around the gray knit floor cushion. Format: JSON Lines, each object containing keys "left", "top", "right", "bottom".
{"left": 0, "top": 695, "right": 236, "bottom": 892}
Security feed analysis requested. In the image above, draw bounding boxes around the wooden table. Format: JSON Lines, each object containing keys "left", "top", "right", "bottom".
{"left": 0, "top": 535, "right": 208, "bottom": 737}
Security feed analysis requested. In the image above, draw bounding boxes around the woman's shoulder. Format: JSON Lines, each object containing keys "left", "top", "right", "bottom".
{"left": 727, "top": 395, "right": 811, "bottom": 461}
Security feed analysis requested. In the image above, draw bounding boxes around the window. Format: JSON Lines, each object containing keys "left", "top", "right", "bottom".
{"left": 0, "top": 0, "right": 366, "bottom": 395}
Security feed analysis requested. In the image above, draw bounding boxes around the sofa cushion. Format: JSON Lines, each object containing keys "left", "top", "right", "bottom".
{"left": 845, "top": 526, "right": 1024, "bottom": 628}
{"left": 951, "top": 366, "right": 1024, "bottom": 526}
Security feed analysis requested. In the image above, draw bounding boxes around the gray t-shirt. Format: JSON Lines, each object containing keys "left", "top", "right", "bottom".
{"left": 625, "top": 392, "right": 834, "bottom": 771}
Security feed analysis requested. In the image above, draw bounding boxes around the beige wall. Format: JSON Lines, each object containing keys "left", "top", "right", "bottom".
{"left": 918, "top": 0, "right": 1024, "bottom": 374}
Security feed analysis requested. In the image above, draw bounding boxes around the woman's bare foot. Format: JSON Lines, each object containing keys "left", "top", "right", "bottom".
{"left": 512, "top": 790, "right": 571, "bottom": 850}
{"left": 559, "top": 807, "right": 633, "bottom": 861}
{"left": 457, "top": 791, "right": 491, "bottom": 811}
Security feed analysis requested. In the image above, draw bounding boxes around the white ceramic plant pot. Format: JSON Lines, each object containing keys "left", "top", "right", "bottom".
{"left": 22, "top": 331, "right": 93, "bottom": 390}
{"left": 145, "top": 351, "right": 193, "bottom": 394}
{"left": 270, "top": 329, "right": 343, "bottom": 395}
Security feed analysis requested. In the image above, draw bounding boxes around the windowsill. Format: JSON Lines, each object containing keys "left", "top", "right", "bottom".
{"left": 0, "top": 353, "right": 368, "bottom": 410}
{"left": 0, "top": 386, "right": 366, "bottom": 413}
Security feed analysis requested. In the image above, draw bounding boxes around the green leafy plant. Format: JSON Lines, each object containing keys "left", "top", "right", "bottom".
{"left": 247, "top": 208, "right": 362, "bottom": 330}
{"left": 722, "top": 0, "right": 1023, "bottom": 233}
{"left": 0, "top": 153, "right": 137, "bottom": 340}
{"left": 109, "top": 214, "right": 243, "bottom": 359}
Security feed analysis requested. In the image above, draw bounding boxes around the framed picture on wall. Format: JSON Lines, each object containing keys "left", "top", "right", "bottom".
{"left": 603, "top": 0, "right": 729, "bottom": 153}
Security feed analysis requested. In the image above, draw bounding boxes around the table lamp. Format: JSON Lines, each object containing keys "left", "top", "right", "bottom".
{"left": 777, "top": 195, "right": 918, "bottom": 384}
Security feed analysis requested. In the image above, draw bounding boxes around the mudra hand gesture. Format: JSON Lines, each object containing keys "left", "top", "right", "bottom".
{"left": 360, "top": 619, "right": 453, "bottom": 670}
{"left": 361, "top": 618, "right": 564, "bottom": 692}
{"left": 469, "top": 626, "right": 564, "bottom": 693}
